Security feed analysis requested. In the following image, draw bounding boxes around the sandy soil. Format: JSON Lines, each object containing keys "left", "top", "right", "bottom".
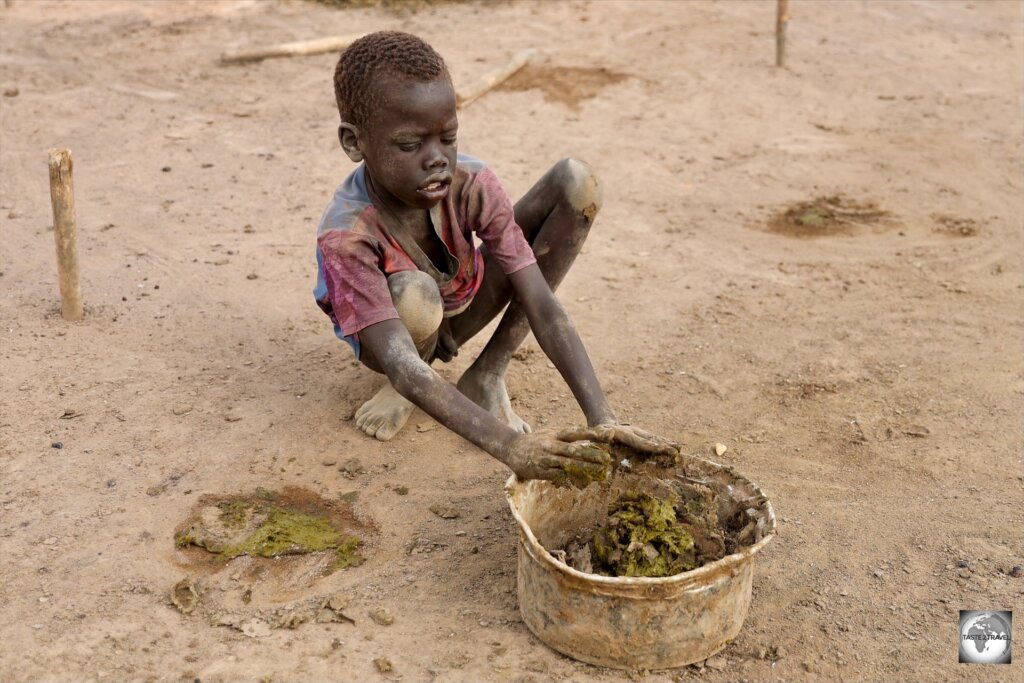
{"left": 1, "top": 1, "right": 1022, "bottom": 681}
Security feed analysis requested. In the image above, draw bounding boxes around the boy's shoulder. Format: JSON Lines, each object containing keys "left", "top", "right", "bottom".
{"left": 454, "top": 153, "right": 487, "bottom": 175}
{"left": 317, "top": 164, "right": 373, "bottom": 237}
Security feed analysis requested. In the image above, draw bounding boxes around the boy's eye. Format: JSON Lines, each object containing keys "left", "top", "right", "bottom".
{"left": 442, "top": 137, "right": 457, "bottom": 146}
{"left": 398, "top": 143, "right": 420, "bottom": 152}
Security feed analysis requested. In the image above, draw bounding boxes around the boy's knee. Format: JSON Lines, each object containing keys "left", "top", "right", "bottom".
{"left": 387, "top": 270, "right": 443, "bottom": 344}
{"left": 554, "top": 157, "right": 602, "bottom": 224}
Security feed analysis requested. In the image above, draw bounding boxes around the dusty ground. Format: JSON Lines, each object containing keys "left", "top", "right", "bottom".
{"left": 1, "top": 1, "right": 1022, "bottom": 681}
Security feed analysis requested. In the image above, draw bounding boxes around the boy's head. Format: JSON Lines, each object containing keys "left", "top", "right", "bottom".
{"left": 334, "top": 31, "right": 458, "bottom": 210}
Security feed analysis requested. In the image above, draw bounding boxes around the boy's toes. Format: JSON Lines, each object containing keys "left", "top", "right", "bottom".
{"left": 359, "top": 416, "right": 382, "bottom": 438}
{"left": 373, "top": 420, "right": 402, "bottom": 442}
{"left": 507, "top": 411, "right": 531, "bottom": 434}
{"left": 354, "top": 383, "right": 414, "bottom": 441}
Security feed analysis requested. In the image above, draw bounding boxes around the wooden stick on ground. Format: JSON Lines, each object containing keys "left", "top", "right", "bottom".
{"left": 220, "top": 34, "right": 362, "bottom": 65}
{"left": 456, "top": 49, "right": 536, "bottom": 109}
{"left": 776, "top": 0, "right": 790, "bottom": 67}
{"left": 48, "top": 149, "right": 83, "bottom": 321}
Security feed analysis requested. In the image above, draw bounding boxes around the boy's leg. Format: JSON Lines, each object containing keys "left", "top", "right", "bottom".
{"left": 448, "top": 158, "right": 602, "bottom": 431}
{"left": 355, "top": 270, "right": 443, "bottom": 440}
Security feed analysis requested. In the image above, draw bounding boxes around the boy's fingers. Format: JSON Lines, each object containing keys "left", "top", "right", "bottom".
{"left": 557, "top": 425, "right": 677, "bottom": 456}
{"left": 615, "top": 429, "right": 678, "bottom": 455}
{"left": 544, "top": 440, "right": 606, "bottom": 466}
{"left": 556, "top": 426, "right": 611, "bottom": 443}
{"left": 566, "top": 443, "right": 612, "bottom": 464}
{"left": 544, "top": 438, "right": 612, "bottom": 464}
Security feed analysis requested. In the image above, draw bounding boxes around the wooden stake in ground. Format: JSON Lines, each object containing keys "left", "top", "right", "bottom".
{"left": 220, "top": 34, "right": 362, "bottom": 65}
{"left": 776, "top": 0, "right": 790, "bottom": 67}
{"left": 456, "top": 49, "right": 536, "bottom": 109}
{"left": 48, "top": 148, "right": 83, "bottom": 321}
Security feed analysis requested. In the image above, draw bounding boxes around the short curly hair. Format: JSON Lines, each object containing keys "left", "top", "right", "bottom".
{"left": 334, "top": 31, "right": 452, "bottom": 126}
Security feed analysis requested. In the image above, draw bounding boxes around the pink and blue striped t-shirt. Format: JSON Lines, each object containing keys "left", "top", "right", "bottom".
{"left": 315, "top": 155, "right": 536, "bottom": 357}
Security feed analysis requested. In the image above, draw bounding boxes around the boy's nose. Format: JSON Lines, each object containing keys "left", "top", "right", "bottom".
{"left": 424, "top": 144, "right": 448, "bottom": 169}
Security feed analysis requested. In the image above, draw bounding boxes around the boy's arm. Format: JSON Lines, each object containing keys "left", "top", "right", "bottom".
{"left": 508, "top": 263, "right": 677, "bottom": 454}
{"left": 358, "top": 319, "right": 611, "bottom": 481}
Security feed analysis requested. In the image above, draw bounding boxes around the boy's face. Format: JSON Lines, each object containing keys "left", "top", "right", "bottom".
{"left": 353, "top": 77, "right": 458, "bottom": 211}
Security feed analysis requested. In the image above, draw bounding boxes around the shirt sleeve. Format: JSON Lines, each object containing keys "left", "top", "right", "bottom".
{"left": 317, "top": 229, "right": 400, "bottom": 337}
{"left": 465, "top": 167, "right": 537, "bottom": 275}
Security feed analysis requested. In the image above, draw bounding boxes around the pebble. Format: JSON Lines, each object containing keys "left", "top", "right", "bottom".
{"left": 340, "top": 458, "right": 365, "bottom": 478}
{"left": 430, "top": 504, "right": 461, "bottom": 519}
{"left": 368, "top": 608, "right": 394, "bottom": 626}
{"left": 957, "top": 559, "right": 969, "bottom": 568}
{"left": 321, "top": 460, "right": 336, "bottom": 466}
{"left": 246, "top": 273, "right": 258, "bottom": 280}
{"left": 714, "top": 443, "right": 728, "bottom": 456}
{"left": 958, "top": 568, "right": 972, "bottom": 579}
{"left": 172, "top": 403, "right": 193, "bottom": 416}
{"left": 872, "top": 569, "right": 884, "bottom": 578}
{"left": 1010, "top": 565, "right": 1023, "bottom": 578}
{"left": 705, "top": 655, "right": 727, "bottom": 671}
{"left": 50, "top": 442, "right": 62, "bottom": 449}
{"left": 393, "top": 486, "right": 409, "bottom": 495}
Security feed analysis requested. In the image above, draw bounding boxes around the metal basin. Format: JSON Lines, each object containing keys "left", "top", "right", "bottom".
{"left": 505, "top": 456, "right": 775, "bottom": 670}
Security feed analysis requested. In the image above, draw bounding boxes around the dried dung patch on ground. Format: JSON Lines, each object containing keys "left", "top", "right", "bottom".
{"left": 768, "top": 195, "right": 893, "bottom": 238}
{"left": 500, "top": 64, "right": 631, "bottom": 110}
{"left": 304, "top": 0, "right": 471, "bottom": 10}
{"left": 175, "top": 486, "right": 373, "bottom": 574}
{"left": 932, "top": 213, "right": 981, "bottom": 237}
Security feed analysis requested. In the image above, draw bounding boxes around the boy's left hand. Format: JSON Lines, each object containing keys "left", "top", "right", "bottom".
{"left": 557, "top": 423, "right": 678, "bottom": 457}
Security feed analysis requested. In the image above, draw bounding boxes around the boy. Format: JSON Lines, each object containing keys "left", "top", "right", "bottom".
{"left": 315, "top": 31, "right": 673, "bottom": 483}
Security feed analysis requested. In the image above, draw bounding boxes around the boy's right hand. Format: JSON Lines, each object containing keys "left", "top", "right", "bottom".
{"left": 503, "top": 430, "right": 613, "bottom": 487}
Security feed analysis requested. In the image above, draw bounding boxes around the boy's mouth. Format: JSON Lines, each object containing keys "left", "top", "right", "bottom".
{"left": 417, "top": 174, "right": 451, "bottom": 201}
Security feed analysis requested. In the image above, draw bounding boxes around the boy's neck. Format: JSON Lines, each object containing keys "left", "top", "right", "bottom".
{"left": 366, "top": 171, "right": 430, "bottom": 235}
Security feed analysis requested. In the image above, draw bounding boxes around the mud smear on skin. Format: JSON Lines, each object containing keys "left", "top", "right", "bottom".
{"left": 500, "top": 65, "right": 631, "bottom": 110}
{"left": 769, "top": 195, "right": 893, "bottom": 238}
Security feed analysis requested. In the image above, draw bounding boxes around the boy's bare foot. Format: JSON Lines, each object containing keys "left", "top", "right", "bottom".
{"left": 457, "top": 368, "right": 531, "bottom": 433}
{"left": 355, "top": 382, "right": 415, "bottom": 441}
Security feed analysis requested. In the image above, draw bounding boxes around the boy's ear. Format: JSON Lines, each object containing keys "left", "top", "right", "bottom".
{"left": 338, "top": 123, "right": 363, "bottom": 162}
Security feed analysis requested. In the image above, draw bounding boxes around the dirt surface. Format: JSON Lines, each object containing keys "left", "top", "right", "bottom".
{"left": 1, "top": 1, "right": 1022, "bottom": 681}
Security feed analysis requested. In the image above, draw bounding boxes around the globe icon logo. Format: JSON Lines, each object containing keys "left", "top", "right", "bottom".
{"left": 959, "top": 611, "right": 1012, "bottom": 664}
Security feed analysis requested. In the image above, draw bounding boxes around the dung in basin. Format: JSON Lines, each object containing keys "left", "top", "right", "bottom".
{"left": 505, "top": 451, "right": 776, "bottom": 670}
